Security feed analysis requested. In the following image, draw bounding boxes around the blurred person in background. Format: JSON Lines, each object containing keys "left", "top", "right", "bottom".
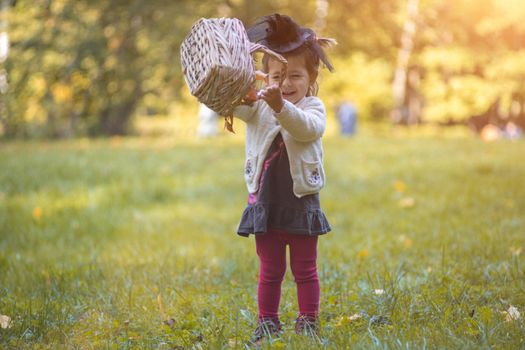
{"left": 196, "top": 103, "right": 219, "bottom": 138}
{"left": 336, "top": 101, "right": 357, "bottom": 136}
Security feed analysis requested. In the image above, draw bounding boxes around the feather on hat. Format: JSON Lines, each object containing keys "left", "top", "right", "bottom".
{"left": 246, "top": 13, "right": 336, "bottom": 71}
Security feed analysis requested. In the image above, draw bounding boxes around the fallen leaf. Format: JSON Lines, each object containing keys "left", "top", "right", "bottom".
{"left": 32, "top": 207, "right": 43, "bottom": 220}
{"left": 398, "top": 235, "right": 413, "bottom": 248}
{"left": 502, "top": 305, "right": 520, "bottom": 322}
{"left": 349, "top": 313, "right": 362, "bottom": 321}
{"left": 335, "top": 313, "right": 363, "bottom": 327}
{"left": 510, "top": 247, "right": 522, "bottom": 256}
{"left": 0, "top": 315, "right": 11, "bottom": 329}
{"left": 357, "top": 247, "right": 369, "bottom": 259}
{"left": 393, "top": 180, "right": 407, "bottom": 193}
{"left": 228, "top": 338, "right": 238, "bottom": 347}
{"left": 399, "top": 197, "right": 415, "bottom": 208}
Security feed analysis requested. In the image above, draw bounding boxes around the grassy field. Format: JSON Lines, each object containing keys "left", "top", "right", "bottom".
{"left": 1, "top": 128, "right": 524, "bottom": 349}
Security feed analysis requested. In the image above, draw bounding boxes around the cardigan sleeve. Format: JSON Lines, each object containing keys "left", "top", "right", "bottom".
{"left": 273, "top": 98, "right": 326, "bottom": 142}
{"left": 233, "top": 101, "right": 262, "bottom": 123}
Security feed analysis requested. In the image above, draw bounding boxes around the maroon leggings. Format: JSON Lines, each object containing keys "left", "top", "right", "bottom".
{"left": 255, "top": 230, "right": 319, "bottom": 320}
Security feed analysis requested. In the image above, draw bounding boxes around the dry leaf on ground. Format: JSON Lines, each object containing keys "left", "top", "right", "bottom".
{"left": 0, "top": 315, "right": 12, "bottom": 329}
{"left": 399, "top": 197, "right": 415, "bottom": 208}
{"left": 394, "top": 180, "right": 407, "bottom": 193}
{"left": 502, "top": 305, "right": 520, "bottom": 322}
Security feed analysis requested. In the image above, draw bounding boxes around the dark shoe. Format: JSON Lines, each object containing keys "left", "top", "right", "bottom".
{"left": 250, "top": 317, "right": 283, "bottom": 345}
{"left": 295, "top": 315, "right": 320, "bottom": 337}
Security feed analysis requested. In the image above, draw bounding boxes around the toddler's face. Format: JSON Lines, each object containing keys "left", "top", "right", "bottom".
{"left": 267, "top": 55, "right": 313, "bottom": 105}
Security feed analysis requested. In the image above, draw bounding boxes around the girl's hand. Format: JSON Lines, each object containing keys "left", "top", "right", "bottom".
{"left": 258, "top": 84, "right": 284, "bottom": 113}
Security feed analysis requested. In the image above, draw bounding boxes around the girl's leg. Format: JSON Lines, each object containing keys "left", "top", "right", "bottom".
{"left": 287, "top": 234, "right": 319, "bottom": 317}
{"left": 255, "top": 231, "right": 287, "bottom": 320}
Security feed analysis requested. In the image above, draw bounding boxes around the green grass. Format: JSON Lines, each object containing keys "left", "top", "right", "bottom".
{"left": 1, "top": 129, "right": 524, "bottom": 349}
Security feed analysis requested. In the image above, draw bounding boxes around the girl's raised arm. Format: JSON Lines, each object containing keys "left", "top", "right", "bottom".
{"left": 233, "top": 101, "right": 261, "bottom": 123}
{"left": 274, "top": 98, "right": 326, "bottom": 142}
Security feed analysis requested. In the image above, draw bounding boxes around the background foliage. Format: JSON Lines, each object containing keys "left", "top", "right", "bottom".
{"left": 1, "top": 0, "right": 525, "bottom": 137}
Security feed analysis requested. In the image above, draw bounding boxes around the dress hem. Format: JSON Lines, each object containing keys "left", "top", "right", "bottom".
{"left": 237, "top": 202, "right": 331, "bottom": 238}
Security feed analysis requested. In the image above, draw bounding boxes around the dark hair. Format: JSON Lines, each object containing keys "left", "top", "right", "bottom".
{"left": 249, "top": 14, "right": 335, "bottom": 97}
{"left": 262, "top": 45, "right": 320, "bottom": 96}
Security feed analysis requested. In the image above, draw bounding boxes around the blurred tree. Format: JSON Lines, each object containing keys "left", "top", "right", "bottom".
{"left": 414, "top": 0, "right": 525, "bottom": 125}
{"left": 3, "top": 0, "right": 220, "bottom": 137}
{"left": 2, "top": 0, "right": 525, "bottom": 137}
{"left": 391, "top": 0, "right": 419, "bottom": 125}
{"left": 0, "top": 0, "right": 10, "bottom": 134}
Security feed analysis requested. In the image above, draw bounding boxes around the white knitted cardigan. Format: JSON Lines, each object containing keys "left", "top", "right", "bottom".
{"left": 233, "top": 96, "right": 327, "bottom": 198}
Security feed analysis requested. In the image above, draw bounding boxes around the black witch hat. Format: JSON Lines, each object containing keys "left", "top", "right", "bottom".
{"left": 246, "top": 13, "right": 336, "bottom": 71}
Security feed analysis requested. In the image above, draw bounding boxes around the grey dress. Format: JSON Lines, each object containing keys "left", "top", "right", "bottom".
{"left": 237, "top": 132, "right": 331, "bottom": 237}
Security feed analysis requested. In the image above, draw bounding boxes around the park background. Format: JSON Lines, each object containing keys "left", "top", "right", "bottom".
{"left": 1, "top": 0, "right": 524, "bottom": 349}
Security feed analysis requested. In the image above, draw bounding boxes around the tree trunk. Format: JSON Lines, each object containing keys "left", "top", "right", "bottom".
{"left": 407, "top": 67, "right": 421, "bottom": 125}
{"left": 98, "top": 84, "right": 142, "bottom": 135}
{"left": 314, "top": 0, "right": 329, "bottom": 33}
{"left": 0, "top": 0, "right": 10, "bottom": 136}
{"left": 391, "top": 0, "right": 419, "bottom": 125}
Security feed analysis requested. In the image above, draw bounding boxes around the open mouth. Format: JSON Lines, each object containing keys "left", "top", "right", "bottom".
{"left": 282, "top": 91, "right": 296, "bottom": 97}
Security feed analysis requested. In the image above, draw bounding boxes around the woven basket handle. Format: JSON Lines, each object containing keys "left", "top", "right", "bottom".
{"left": 249, "top": 43, "right": 287, "bottom": 65}
{"left": 249, "top": 43, "right": 287, "bottom": 89}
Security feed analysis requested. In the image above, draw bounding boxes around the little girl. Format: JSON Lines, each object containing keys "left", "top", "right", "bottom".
{"left": 233, "top": 14, "right": 335, "bottom": 344}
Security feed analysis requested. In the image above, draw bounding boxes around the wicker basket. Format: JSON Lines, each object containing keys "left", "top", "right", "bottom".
{"left": 180, "top": 18, "right": 286, "bottom": 119}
